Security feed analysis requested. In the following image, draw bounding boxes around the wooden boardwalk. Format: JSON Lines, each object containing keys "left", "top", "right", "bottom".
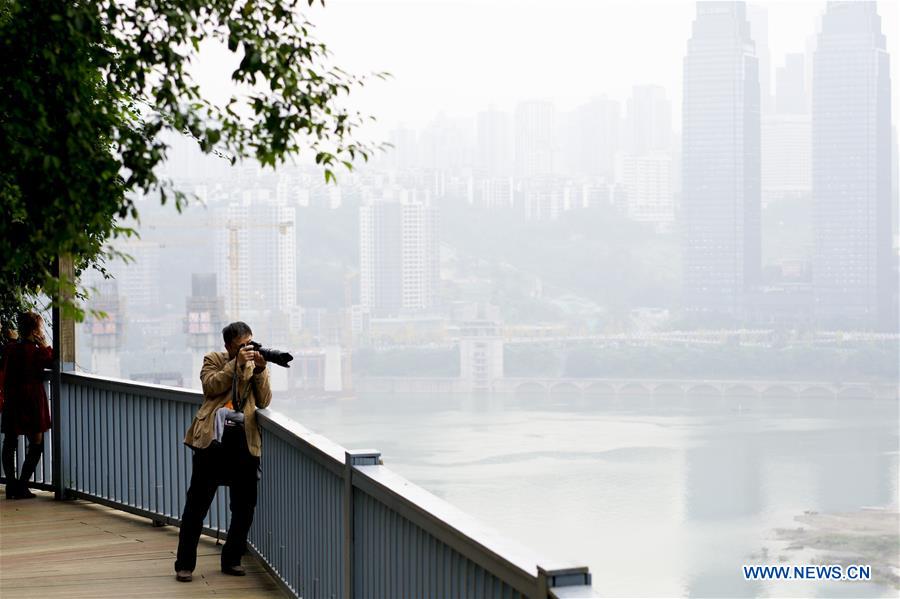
{"left": 0, "top": 489, "right": 287, "bottom": 598}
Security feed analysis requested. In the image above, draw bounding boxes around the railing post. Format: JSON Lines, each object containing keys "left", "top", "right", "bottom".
{"left": 537, "top": 565, "right": 595, "bottom": 599}
{"left": 343, "top": 449, "right": 381, "bottom": 599}
{"left": 51, "top": 254, "right": 76, "bottom": 500}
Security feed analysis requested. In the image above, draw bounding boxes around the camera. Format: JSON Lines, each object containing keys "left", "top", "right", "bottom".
{"left": 242, "top": 340, "right": 293, "bottom": 368}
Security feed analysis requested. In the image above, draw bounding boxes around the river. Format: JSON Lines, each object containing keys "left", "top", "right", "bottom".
{"left": 277, "top": 388, "right": 899, "bottom": 597}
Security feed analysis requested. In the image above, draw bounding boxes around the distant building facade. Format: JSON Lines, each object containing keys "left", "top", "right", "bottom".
{"left": 761, "top": 114, "right": 811, "bottom": 205}
{"left": 621, "top": 153, "right": 675, "bottom": 231}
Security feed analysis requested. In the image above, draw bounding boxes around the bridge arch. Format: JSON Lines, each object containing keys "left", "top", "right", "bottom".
{"left": 685, "top": 384, "right": 722, "bottom": 400}
{"left": 797, "top": 386, "right": 836, "bottom": 401}
{"left": 724, "top": 384, "right": 759, "bottom": 401}
{"left": 653, "top": 383, "right": 685, "bottom": 400}
{"left": 584, "top": 382, "right": 616, "bottom": 397}
{"left": 761, "top": 385, "right": 798, "bottom": 401}
{"left": 836, "top": 386, "right": 876, "bottom": 401}
{"left": 582, "top": 382, "right": 618, "bottom": 409}
{"left": 549, "top": 382, "right": 582, "bottom": 396}
{"left": 618, "top": 383, "right": 652, "bottom": 410}
{"left": 514, "top": 381, "right": 548, "bottom": 396}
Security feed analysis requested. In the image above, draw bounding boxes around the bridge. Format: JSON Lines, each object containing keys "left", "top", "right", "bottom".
{"left": 356, "top": 375, "right": 897, "bottom": 400}
{"left": 0, "top": 371, "right": 598, "bottom": 598}
{"left": 496, "top": 377, "right": 898, "bottom": 400}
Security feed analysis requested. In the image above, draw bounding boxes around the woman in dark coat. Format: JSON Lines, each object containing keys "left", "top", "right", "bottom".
{"left": 1, "top": 311, "right": 53, "bottom": 499}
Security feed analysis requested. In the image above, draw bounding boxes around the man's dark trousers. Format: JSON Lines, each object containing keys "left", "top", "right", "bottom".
{"left": 175, "top": 424, "right": 260, "bottom": 572}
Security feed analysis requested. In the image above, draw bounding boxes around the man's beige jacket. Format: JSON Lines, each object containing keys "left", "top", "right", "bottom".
{"left": 183, "top": 351, "right": 273, "bottom": 457}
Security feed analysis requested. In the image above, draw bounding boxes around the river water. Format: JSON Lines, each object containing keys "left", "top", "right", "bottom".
{"left": 277, "top": 388, "right": 899, "bottom": 597}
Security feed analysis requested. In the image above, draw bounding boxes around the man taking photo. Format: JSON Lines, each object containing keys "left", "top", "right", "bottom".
{"left": 174, "top": 321, "right": 272, "bottom": 583}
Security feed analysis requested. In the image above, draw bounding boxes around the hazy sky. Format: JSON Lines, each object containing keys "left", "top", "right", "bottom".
{"left": 297, "top": 0, "right": 899, "bottom": 135}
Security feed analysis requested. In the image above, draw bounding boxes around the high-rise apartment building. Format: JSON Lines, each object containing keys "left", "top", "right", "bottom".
{"left": 812, "top": 1, "right": 894, "bottom": 329}
{"left": 359, "top": 192, "right": 439, "bottom": 317}
{"left": 682, "top": 1, "right": 761, "bottom": 316}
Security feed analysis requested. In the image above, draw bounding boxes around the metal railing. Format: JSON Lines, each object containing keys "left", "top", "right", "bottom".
{"left": 1, "top": 381, "right": 54, "bottom": 491}
{"left": 2, "top": 371, "right": 597, "bottom": 598}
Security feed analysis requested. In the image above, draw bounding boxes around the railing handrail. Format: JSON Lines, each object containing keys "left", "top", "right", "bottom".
{"left": 257, "top": 409, "right": 348, "bottom": 476}
{"left": 62, "top": 370, "right": 202, "bottom": 404}
{"left": 54, "top": 370, "right": 595, "bottom": 597}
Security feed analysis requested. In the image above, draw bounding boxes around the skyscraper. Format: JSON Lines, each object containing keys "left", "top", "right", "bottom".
{"left": 514, "top": 100, "right": 556, "bottom": 180}
{"left": 812, "top": 1, "right": 894, "bottom": 329}
{"left": 359, "top": 191, "right": 439, "bottom": 317}
{"left": 682, "top": 1, "right": 761, "bottom": 317}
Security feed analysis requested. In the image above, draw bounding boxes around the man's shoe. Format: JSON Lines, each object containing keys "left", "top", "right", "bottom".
{"left": 221, "top": 564, "right": 246, "bottom": 576}
{"left": 175, "top": 570, "right": 193, "bottom": 582}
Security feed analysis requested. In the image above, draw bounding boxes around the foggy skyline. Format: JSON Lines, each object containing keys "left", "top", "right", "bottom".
{"left": 294, "top": 0, "right": 900, "bottom": 136}
{"left": 74, "top": 0, "right": 899, "bottom": 389}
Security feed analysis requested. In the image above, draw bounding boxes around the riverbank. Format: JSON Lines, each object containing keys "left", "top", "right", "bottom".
{"left": 768, "top": 508, "right": 900, "bottom": 589}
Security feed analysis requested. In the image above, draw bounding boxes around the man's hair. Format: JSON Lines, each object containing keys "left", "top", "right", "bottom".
{"left": 222, "top": 321, "right": 252, "bottom": 346}
{"left": 17, "top": 311, "right": 42, "bottom": 339}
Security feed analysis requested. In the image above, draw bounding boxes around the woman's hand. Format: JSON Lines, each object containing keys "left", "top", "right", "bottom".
{"left": 32, "top": 330, "right": 48, "bottom": 348}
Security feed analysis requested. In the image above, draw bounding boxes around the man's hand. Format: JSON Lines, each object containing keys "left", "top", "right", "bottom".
{"left": 237, "top": 345, "right": 255, "bottom": 367}
{"left": 253, "top": 351, "right": 267, "bottom": 371}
